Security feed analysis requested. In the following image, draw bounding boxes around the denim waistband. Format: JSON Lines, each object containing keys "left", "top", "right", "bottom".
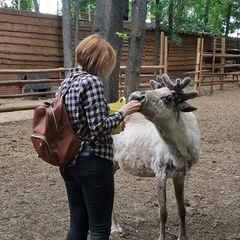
{"left": 65, "top": 149, "right": 94, "bottom": 168}
{"left": 80, "top": 148, "right": 93, "bottom": 156}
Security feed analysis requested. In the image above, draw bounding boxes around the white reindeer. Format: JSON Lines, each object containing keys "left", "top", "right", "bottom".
{"left": 112, "top": 74, "right": 201, "bottom": 240}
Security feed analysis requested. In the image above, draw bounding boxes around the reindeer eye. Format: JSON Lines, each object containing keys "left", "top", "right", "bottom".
{"left": 161, "top": 95, "right": 173, "bottom": 104}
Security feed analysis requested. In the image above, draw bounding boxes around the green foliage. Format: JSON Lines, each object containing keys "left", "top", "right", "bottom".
{"left": 55, "top": 0, "right": 240, "bottom": 41}
{"left": 69, "top": 0, "right": 96, "bottom": 20}
{"left": 6, "top": 0, "right": 34, "bottom": 11}
{"left": 115, "top": 29, "right": 142, "bottom": 41}
{"left": 115, "top": 32, "right": 129, "bottom": 40}
{"left": 78, "top": 0, "right": 96, "bottom": 13}
{"left": 132, "top": 28, "right": 142, "bottom": 38}
{"left": 146, "top": 0, "right": 240, "bottom": 44}
{"left": 168, "top": 32, "right": 182, "bottom": 45}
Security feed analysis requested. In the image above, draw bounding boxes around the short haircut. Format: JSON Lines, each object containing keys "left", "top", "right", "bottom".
{"left": 76, "top": 34, "right": 117, "bottom": 79}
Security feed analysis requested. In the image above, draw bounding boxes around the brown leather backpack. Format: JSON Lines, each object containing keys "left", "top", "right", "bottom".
{"left": 31, "top": 75, "right": 88, "bottom": 167}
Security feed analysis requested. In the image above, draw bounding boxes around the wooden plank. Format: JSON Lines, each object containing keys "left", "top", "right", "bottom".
{"left": 0, "top": 35, "right": 62, "bottom": 48}
{"left": 164, "top": 36, "right": 168, "bottom": 73}
{"left": 219, "top": 37, "right": 226, "bottom": 90}
{"left": 200, "top": 72, "right": 240, "bottom": 76}
{"left": 195, "top": 80, "right": 238, "bottom": 86}
{"left": 194, "top": 38, "right": 201, "bottom": 92}
{"left": 0, "top": 91, "right": 56, "bottom": 99}
{"left": 0, "top": 68, "right": 69, "bottom": 74}
{"left": 0, "top": 30, "right": 61, "bottom": 41}
{"left": 0, "top": 53, "right": 62, "bottom": 63}
{"left": 0, "top": 105, "right": 39, "bottom": 112}
{"left": 202, "top": 63, "right": 240, "bottom": 68}
{"left": 203, "top": 53, "right": 240, "bottom": 58}
{"left": 0, "top": 79, "right": 62, "bottom": 86}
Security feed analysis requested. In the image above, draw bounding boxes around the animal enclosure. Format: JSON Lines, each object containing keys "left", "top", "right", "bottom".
{"left": 1, "top": 7, "right": 240, "bottom": 96}
{"left": 193, "top": 37, "right": 240, "bottom": 95}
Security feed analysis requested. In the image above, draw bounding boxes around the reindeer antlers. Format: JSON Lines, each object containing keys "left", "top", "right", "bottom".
{"left": 151, "top": 74, "right": 198, "bottom": 103}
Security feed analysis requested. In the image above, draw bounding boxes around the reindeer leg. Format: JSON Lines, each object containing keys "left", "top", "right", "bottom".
{"left": 156, "top": 174, "right": 167, "bottom": 240}
{"left": 173, "top": 175, "right": 188, "bottom": 240}
{"left": 111, "top": 161, "right": 122, "bottom": 237}
{"left": 111, "top": 209, "right": 122, "bottom": 237}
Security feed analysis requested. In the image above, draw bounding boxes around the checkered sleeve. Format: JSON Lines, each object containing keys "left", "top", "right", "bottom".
{"left": 82, "top": 75, "right": 124, "bottom": 136}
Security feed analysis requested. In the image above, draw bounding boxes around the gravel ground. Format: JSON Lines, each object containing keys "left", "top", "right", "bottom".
{"left": 0, "top": 83, "right": 240, "bottom": 240}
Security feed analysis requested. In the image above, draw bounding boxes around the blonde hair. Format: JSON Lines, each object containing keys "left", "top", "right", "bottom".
{"left": 76, "top": 34, "right": 117, "bottom": 79}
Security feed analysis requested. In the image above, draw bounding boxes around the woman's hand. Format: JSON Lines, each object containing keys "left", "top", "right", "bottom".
{"left": 119, "top": 100, "right": 141, "bottom": 117}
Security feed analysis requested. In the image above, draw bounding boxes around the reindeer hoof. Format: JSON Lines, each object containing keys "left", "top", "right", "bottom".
{"left": 111, "top": 229, "right": 122, "bottom": 237}
{"left": 111, "top": 225, "right": 123, "bottom": 237}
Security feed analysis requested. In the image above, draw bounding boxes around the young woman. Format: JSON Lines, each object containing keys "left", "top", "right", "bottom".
{"left": 59, "top": 34, "right": 141, "bottom": 240}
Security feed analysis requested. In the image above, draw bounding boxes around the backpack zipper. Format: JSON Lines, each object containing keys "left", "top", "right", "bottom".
{"left": 50, "top": 106, "right": 59, "bottom": 131}
{"left": 31, "top": 134, "right": 53, "bottom": 155}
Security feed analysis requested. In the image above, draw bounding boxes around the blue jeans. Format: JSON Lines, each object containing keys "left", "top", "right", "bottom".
{"left": 60, "top": 154, "right": 114, "bottom": 240}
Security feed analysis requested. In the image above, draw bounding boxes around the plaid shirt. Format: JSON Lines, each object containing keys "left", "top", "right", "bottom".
{"left": 57, "top": 67, "right": 124, "bottom": 162}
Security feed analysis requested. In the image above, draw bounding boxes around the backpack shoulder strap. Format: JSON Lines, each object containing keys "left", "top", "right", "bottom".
{"left": 77, "top": 123, "right": 89, "bottom": 139}
{"left": 59, "top": 73, "right": 85, "bottom": 98}
{"left": 59, "top": 73, "right": 89, "bottom": 137}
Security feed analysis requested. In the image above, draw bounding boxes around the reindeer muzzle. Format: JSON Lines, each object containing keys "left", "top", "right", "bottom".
{"left": 129, "top": 91, "right": 146, "bottom": 104}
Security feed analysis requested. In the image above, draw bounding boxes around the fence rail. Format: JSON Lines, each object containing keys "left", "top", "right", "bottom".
{"left": 0, "top": 68, "right": 69, "bottom": 74}
{"left": 0, "top": 66, "right": 165, "bottom": 113}
{"left": 0, "top": 104, "right": 40, "bottom": 113}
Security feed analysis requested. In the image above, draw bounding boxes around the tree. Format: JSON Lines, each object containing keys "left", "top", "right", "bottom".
{"left": 227, "top": 0, "right": 240, "bottom": 36}
{"left": 74, "top": 0, "right": 80, "bottom": 67}
{"left": 9, "top": 0, "right": 34, "bottom": 10}
{"left": 124, "top": 0, "right": 148, "bottom": 99}
{"left": 33, "top": 0, "right": 39, "bottom": 12}
{"left": 167, "top": 0, "right": 174, "bottom": 41}
{"left": 62, "top": 0, "right": 73, "bottom": 68}
{"left": 0, "top": 0, "right": 6, "bottom": 7}
{"left": 225, "top": 3, "right": 232, "bottom": 47}
{"left": 146, "top": 0, "right": 239, "bottom": 46}
{"left": 78, "top": 0, "right": 96, "bottom": 13}
{"left": 203, "top": 0, "right": 210, "bottom": 26}
{"left": 123, "top": 0, "right": 129, "bottom": 21}
{"left": 92, "top": 0, "right": 124, "bottom": 102}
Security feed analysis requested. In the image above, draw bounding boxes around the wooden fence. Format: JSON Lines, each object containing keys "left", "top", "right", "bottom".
{"left": 193, "top": 37, "right": 240, "bottom": 95}
{"left": 1, "top": 7, "right": 240, "bottom": 99}
{"left": 1, "top": 7, "right": 239, "bottom": 91}
{"left": 0, "top": 65, "right": 166, "bottom": 113}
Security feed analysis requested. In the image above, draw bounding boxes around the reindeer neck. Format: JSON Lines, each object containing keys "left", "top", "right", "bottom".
{"left": 152, "top": 111, "right": 198, "bottom": 165}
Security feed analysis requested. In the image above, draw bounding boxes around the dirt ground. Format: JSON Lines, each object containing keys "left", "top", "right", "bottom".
{"left": 1, "top": 84, "right": 240, "bottom": 240}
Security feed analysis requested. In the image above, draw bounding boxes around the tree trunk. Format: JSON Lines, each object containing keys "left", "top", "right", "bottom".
{"left": 123, "top": 0, "right": 129, "bottom": 21}
{"left": 225, "top": 3, "right": 232, "bottom": 48}
{"left": 124, "top": 0, "right": 148, "bottom": 99}
{"left": 93, "top": 0, "right": 124, "bottom": 102}
{"left": 168, "top": 0, "right": 174, "bottom": 40}
{"left": 154, "top": 0, "right": 160, "bottom": 66}
{"left": 74, "top": 0, "right": 80, "bottom": 67}
{"left": 62, "top": 0, "right": 73, "bottom": 68}
{"left": 33, "top": 0, "right": 39, "bottom": 12}
{"left": 204, "top": 0, "right": 210, "bottom": 26}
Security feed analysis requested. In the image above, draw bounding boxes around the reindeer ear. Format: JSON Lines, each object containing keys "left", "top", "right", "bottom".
{"left": 178, "top": 102, "right": 197, "bottom": 112}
